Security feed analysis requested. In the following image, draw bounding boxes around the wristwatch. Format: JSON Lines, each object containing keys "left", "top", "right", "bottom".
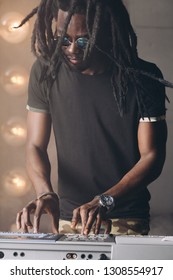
{"left": 97, "top": 194, "right": 115, "bottom": 211}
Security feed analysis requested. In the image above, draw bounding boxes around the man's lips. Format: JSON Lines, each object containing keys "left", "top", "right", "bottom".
{"left": 69, "top": 59, "right": 79, "bottom": 64}
{"left": 67, "top": 55, "right": 82, "bottom": 64}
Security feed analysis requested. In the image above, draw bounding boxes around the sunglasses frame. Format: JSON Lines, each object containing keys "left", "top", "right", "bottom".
{"left": 55, "top": 35, "right": 89, "bottom": 49}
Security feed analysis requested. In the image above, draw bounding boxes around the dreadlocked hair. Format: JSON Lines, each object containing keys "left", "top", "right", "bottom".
{"left": 18, "top": 0, "right": 173, "bottom": 117}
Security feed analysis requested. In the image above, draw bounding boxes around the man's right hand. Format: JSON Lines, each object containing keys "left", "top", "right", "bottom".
{"left": 16, "top": 193, "right": 60, "bottom": 233}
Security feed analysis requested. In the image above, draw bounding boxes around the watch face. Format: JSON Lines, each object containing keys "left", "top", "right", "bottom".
{"left": 99, "top": 195, "right": 114, "bottom": 208}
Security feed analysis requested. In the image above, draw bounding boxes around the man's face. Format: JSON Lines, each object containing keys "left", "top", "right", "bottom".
{"left": 56, "top": 10, "right": 89, "bottom": 71}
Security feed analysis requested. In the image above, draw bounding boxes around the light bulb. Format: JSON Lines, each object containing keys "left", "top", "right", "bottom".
{"left": 0, "top": 66, "right": 29, "bottom": 96}
{"left": 0, "top": 12, "right": 29, "bottom": 43}
{"left": 2, "top": 168, "right": 31, "bottom": 197}
{"left": 1, "top": 117, "right": 27, "bottom": 146}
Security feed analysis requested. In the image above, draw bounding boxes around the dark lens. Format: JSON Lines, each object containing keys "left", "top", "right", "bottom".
{"left": 76, "top": 38, "right": 88, "bottom": 49}
{"left": 62, "top": 36, "right": 71, "bottom": 46}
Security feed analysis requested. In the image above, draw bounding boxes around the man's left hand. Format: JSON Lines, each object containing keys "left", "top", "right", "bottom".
{"left": 71, "top": 198, "right": 112, "bottom": 235}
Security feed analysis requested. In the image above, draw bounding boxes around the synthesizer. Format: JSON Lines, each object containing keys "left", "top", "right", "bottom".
{"left": 0, "top": 232, "right": 173, "bottom": 260}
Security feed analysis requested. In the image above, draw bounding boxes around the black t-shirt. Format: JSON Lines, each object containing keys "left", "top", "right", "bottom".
{"left": 27, "top": 59, "right": 166, "bottom": 220}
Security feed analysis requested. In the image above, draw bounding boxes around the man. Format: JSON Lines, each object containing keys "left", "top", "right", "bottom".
{"left": 16, "top": 0, "right": 169, "bottom": 235}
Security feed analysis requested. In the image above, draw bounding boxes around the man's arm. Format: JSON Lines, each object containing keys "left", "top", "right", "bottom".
{"left": 104, "top": 120, "right": 167, "bottom": 198}
{"left": 16, "top": 111, "right": 59, "bottom": 233}
{"left": 72, "top": 120, "right": 167, "bottom": 234}
{"left": 26, "top": 111, "right": 53, "bottom": 196}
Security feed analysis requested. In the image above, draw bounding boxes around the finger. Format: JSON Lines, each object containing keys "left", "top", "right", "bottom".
{"left": 19, "top": 206, "right": 33, "bottom": 232}
{"left": 99, "top": 206, "right": 107, "bottom": 219}
{"left": 71, "top": 208, "right": 80, "bottom": 229}
{"left": 79, "top": 207, "right": 89, "bottom": 234}
{"left": 21, "top": 214, "right": 29, "bottom": 233}
{"left": 33, "top": 200, "right": 44, "bottom": 233}
{"left": 51, "top": 213, "right": 60, "bottom": 234}
{"left": 21, "top": 200, "right": 36, "bottom": 227}
{"left": 16, "top": 211, "right": 22, "bottom": 230}
{"left": 81, "top": 209, "right": 98, "bottom": 235}
{"left": 22, "top": 225, "right": 28, "bottom": 233}
{"left": 93, "top": 213, "right": 102, "bottom": 235}
{"left": 104, "top": 219, "right": 112, "bottom": 234}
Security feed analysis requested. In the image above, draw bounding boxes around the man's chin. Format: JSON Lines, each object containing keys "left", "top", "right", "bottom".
{"left": 67, "top": 60, "right": 89, "bottom": 72}
{"left": 62, "top": 54, "right": 89, "bottom": 72}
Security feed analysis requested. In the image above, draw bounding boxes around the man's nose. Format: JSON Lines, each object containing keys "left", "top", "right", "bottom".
{"left": 68, "top": 41, "right": 78, "bottom": 54}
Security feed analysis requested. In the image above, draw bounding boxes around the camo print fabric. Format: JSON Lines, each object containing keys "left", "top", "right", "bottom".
{"left": 111, "top": 218, "right": 150, "bottom": 235}
{"left": 59, "top": 218, "right": 150, "bottom": 235}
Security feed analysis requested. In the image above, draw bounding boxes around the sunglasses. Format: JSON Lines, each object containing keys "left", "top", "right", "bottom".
{"left": 60, "top": 36, "right": 89, "bottom": 49}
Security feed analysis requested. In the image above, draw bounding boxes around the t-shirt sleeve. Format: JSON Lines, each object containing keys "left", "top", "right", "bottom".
{"left": 138, "top": 62, "right": 166, "bottom": 122}
{"left": 27, "top": 59, "right": 50, "bottom": 113}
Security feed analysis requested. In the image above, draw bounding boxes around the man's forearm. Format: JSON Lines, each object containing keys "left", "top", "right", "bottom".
{"left": 104, "top": 150, "right": 165, "bottom": 199}
{"left": 26, "top": 145, "right": 54, "bottom": 197}
{"left": 103, "top": 121, "right": 167, "bottom": 200}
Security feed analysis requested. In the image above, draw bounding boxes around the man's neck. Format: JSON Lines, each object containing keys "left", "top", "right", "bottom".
{"left": 81, "top": 57, "right": 111, "bottom": 75}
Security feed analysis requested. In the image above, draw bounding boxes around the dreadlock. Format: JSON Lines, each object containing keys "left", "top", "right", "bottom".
{"left": 18, "top": 0, "right": 173, "bottom": 116}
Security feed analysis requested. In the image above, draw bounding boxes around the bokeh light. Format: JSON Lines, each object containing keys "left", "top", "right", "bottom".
{"left": 0, "top": 12, "right": 29, "bottom": 43}
{"left": 1, "top": 117, "right": 27, "bottom": 146}
{"left": 2, "top": 168, "right": 31, "bottom": 197}
{"left": 0, "top": 66, "right": 29, "bottom": 96}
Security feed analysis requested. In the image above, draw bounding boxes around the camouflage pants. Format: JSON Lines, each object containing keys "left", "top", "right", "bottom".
{"left": 59, "top": 218, "right": 150, "bottom": 235}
